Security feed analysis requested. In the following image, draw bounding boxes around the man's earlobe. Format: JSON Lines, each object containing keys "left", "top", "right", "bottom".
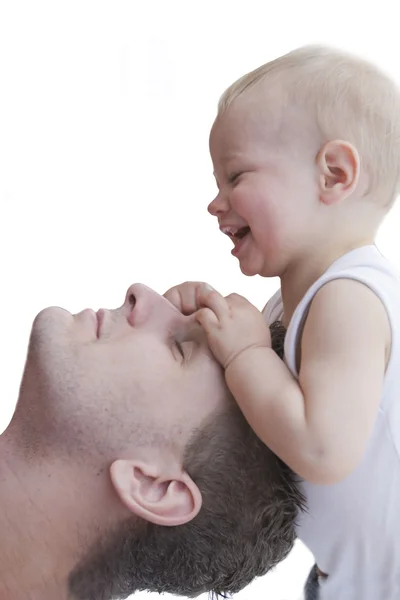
{"left": 317, "top": 140, "right": 360, "bottom": 205}
{"left": 109, "top": 459, "right": 202, "bottom": 526}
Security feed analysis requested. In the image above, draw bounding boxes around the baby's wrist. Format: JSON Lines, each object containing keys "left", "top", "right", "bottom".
{"left": 224, "top": 343, "right": 270, "bottom": 373}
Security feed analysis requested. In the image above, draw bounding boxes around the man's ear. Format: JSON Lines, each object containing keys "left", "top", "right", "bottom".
{"left": 317, "top": 140, "right": 360, "bottom": 205}
{"left": 109, "top": 459, "right": 202, "bottom": 526}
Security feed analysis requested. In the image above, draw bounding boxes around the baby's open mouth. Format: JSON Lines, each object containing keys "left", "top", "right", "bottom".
{"left": 222, "top": 226, "right": 251, "bottom": 242}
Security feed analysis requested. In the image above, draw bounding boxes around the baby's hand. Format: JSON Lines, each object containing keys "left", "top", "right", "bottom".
{"left": 164, "top": 281, "right": 207, "bottom": 314}
{"left": 195, "top": 284, "right": 271, "bottom": 370}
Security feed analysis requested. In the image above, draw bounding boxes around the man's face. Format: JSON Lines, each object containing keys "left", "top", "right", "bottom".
{"left": 15, "top": 283, "right": 228, "bottom": 463}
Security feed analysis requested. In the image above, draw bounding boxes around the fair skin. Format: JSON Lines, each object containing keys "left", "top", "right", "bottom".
{"left": 165, "top": 91, "right": 391, "bottom": 485}
{"left": 0, "top": 283, "right": 227, "bottom": 600}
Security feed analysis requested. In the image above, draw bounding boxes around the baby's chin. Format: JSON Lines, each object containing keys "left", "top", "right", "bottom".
{"left": 238, "top": 260, "right": 261, "bottom": 277}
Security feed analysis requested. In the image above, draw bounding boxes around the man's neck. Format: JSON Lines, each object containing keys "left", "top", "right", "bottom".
{"left": 0, "top": 432, "right": 80, "bottom": 600}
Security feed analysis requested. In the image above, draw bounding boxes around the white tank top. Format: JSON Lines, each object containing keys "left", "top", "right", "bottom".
{"left": 263, "top": 245, "right": 400, "bottom": 600}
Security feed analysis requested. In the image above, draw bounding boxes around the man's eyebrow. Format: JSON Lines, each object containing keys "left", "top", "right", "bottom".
{"left": 180, "top": 322, "right": 208, "bottom": 359}
{"left": 185, "top": 322, "right": 206, "bottom": 345}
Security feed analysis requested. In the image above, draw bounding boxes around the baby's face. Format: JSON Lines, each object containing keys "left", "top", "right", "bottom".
{"left": 208, "top": 94, "right": 321, "bottom": 278}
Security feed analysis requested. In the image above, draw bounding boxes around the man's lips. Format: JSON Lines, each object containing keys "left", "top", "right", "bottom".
{"left": 96, "top": 309, "right": 105, "bottom": 338}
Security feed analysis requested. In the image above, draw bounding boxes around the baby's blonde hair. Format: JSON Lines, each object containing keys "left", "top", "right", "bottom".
{"left": 219, "top": 46, "right": 400, "bottom": 207}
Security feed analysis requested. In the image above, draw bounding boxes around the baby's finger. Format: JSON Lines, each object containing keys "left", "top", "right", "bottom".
{"left": 196, "top": 284, "right": 229, "bottom": 321}
{"left": 226, "top": 292, "right": 256, "bottom": 308}
{"left": 178, "top": 282, "right": 204, "bottom": 315}
{"left": 164, "top": 281, "right": 204, "bottom": 315}
{"left": 195, "top": 306, "right": 220, "bottom": 333}
{"left": 164, "top": 286, "right": 183, "bottom": 311}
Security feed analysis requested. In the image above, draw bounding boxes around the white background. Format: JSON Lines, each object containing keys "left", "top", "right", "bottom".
{"left": 1, "top": 2, "right": 400, "bottom": 599}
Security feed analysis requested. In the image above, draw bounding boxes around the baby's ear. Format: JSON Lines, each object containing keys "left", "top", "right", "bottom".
{"left": 109, "top": 459, "right": 202, "bottom": 526}
{"left": 317, "top": 140, "right": 360, "bottom": 204}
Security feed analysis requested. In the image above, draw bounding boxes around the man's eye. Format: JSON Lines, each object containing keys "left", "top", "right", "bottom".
{"left": 175, "top": 341, "right": 185, "bottom": 359}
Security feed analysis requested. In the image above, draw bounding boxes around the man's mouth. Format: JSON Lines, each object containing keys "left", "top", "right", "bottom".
{"left": 96, "top": 308, "right": 105, "bottom": 338}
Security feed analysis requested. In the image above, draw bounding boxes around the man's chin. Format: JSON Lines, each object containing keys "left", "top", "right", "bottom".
{"left": 31, "top": 306, "right": 72, "bottom": 338}
{"left": 25, "top": 306, "right": 74, "bottom": 378}
{"left": 34, "top": 305, "right": 71, "bottom": 321}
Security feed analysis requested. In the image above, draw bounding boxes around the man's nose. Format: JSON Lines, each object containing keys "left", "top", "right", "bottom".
{"left": 124, "top": 283, "right": 185, "bottom": 330}
{"left": 207, "top": 191, "right": 229, "bottom": 216}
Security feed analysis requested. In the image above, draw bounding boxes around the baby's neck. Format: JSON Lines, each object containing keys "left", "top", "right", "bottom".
{"left": 280, "top": 239, "right": 374, "bottom": 328}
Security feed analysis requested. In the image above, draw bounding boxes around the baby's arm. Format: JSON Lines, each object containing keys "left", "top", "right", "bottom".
{"left": 164, "top": 280, "right": 389, "bottom": 484}
{"left": 197, "top": 281, "right": 390, "bottom": 485}
{"left": 227, "top": 280, "right": 389, "bottom": 483}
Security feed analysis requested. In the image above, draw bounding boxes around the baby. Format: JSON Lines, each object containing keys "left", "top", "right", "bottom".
{"left": 165, "top": 46, "right": 400, "bottom": 599}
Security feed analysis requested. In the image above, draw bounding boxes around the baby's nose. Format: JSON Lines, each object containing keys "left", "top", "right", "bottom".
{"left": 208, "top": 191, "right": 229, "bottom": 216}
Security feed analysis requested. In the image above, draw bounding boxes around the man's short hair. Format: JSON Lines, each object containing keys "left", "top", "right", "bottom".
{"left": 68, "top": 322, "right": 303, "bottom": 600}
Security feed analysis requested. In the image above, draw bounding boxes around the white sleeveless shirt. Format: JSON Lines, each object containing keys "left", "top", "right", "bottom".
{"left": 263, "top": 245, "right": 400, "bottom": 599}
